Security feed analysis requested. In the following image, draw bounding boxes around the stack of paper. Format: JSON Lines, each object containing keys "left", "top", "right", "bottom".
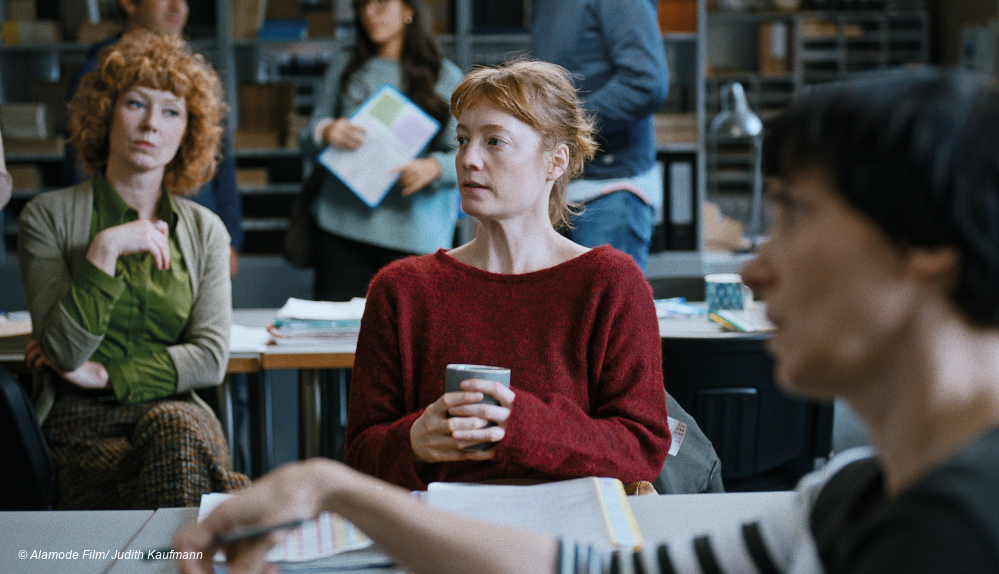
{"left": 0, "top": 311, "right": 32, "bottom": 356}
{"left": 229, "top": 324, "right": 272, "bottom": 353}
{"left": 0, "top": 310, "right": 32, "bottom": 338}
{"left": 267, "top": 298, "right": 365, "bottom": 346}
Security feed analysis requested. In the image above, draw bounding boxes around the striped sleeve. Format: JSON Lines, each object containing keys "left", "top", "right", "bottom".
{"left": 557, "top": 503, "right": 822, "bottom": 574}
{"left": 556, "top": 450, "right": 879, "bottom": 574}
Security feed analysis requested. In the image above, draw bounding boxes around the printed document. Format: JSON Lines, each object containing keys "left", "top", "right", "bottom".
{"left": 318, "top": 84, "right": 440, "bottom": 208}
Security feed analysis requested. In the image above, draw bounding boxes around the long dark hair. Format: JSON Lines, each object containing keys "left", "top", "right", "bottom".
{"left": 344, "top": 0, "right": 450, "bottom": 128}
{"left": 763, "top": 67, "right": 999, "bottom": 327}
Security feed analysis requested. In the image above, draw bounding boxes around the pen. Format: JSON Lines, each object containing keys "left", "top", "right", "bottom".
{"left": 142, "top": 518, "right": 307, "bottom": 560}
{"left": 212, "top": 518, "right": 308, "bottom": 546}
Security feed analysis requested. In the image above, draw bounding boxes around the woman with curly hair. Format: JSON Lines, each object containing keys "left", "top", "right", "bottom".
{"left": 18, "top": 30, "right": 249, "bottom": 509}
{"left": 300, "top": 0, "right": 463, "bottom": 301}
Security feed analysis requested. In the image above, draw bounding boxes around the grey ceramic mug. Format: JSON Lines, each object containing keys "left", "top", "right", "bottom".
{"left": 444, "top": 364, "right": 511, "bottom": 451}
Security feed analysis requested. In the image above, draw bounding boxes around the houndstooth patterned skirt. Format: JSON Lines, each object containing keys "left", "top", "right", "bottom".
{"left": 43, "top": 390, "right": 250, "bottom": 510}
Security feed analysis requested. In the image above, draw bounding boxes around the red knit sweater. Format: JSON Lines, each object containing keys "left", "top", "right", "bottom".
{"left": 344, "top": 246, "right": 671, "bottom": 490}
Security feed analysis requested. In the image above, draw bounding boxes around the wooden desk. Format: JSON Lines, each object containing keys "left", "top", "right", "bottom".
{"left": 263, "top": 341, "right": 355, "bottom": 462}
{"left": 2, "top": 323, "right": 266, "bottom": 473}
{"left": 2, "top": 310, "right": 760, "bottom": 478}
{"left": 232, "top": 308, "right": 357, "bottom": 466}
{"left": 658, "top": 311, "right": 832, "bottom": 491}
{"left": 0, "top": 333, "right": 30, "bottom": 375}
{"left": 237, "top": 310, "right": 749, "bottom": 471}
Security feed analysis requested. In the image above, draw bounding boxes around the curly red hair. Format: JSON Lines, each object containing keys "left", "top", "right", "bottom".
{"left": 68, "top": 30, "right": 226, "bottom": 195}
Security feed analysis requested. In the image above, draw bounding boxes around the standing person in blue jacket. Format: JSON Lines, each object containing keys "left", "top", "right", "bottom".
{"left": 66, "top": 0, "right": 244, "bottom": 277}
{"left": 300, "top": 0, "right": 462, "bottom": 302}
{"left": 531, "top": 0, "right": 668, "bottom": 273}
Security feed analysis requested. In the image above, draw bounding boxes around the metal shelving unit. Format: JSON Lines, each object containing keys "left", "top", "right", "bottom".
{"left": 702, "top": 9, "right": 929, "bottom": 228}
{"left": 0, "top": 0, "right": 715, "bottom": 271}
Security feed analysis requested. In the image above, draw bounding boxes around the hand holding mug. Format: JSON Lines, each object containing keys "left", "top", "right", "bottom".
{"left": 410, "top": 365, "right": 514, "bottom": 464}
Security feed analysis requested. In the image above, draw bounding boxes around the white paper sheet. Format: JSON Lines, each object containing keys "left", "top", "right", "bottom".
{"left": 277, "top": 297, "right": 366, "bottom": 321}
{"left": 229, "top": 324, "right": 272, "bottom": 353}
{"left": 318, "top": 84, "right": 440, "bottom": 208}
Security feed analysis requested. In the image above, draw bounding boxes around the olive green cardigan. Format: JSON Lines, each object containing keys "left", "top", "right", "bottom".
{"left": 17, "top": 180, "right": 232, "bottom": 423}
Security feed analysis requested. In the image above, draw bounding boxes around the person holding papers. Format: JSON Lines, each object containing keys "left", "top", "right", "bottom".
{"left": 344, "top": 59, "right": 671, "bottom": 490}
{"left": 300, "top": 0, "right": 462, "bottom": 302}
{"left": 180, "top": 68, "right": 999, "bottom": 574}
{"left": 18, "top": 31, "right": 248, "bottom": 509}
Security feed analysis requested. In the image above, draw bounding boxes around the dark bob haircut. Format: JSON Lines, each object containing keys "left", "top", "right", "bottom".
{"left": 762, "top": 67, "right": 999, "bottom": 328}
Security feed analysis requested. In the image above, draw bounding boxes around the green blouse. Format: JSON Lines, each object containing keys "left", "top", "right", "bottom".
{"left": 60, "top": 173, "right": 193, "bottom": 403}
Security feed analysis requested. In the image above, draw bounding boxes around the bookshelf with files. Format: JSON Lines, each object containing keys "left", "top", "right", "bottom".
{"left": 0, "top": 0, "right": 722, "bottom": 279}
{"left": 217, "top": 0, "right": 714, "bottom": 269}
{"left": 702, "top": 8, "right": 929, "bottom": 234}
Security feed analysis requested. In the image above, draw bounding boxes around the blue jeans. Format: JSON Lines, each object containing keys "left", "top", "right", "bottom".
{"left": 570, "top": 191, "right": 655, "bottom": 272}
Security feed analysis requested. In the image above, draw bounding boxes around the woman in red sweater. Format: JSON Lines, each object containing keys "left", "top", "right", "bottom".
{"left": 343, "top": 59, "right": 671, "bottom": 490}
{"left": 181, "top": 66, "right": 999, "bottom": 574}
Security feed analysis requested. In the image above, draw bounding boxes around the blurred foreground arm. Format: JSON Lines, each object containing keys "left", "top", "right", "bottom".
{"left": 175, "top": 459, "right": 558, "bottom": 574}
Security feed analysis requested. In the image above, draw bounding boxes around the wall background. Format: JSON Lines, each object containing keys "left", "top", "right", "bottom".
{"left": 929, "top": 0, "right": 998, "bottom": 66}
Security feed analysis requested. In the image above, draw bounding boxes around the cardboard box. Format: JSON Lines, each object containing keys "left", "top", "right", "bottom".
{"left": 235, "top": 167, "right": 269, "bottom": 188}
{"left": 59, "top": 0, "right": 122, "bottom": 40}
{"left": 2, "top": 137, "right": 65, "bottom": 156}
{"left": 238, "top": 83, "right": 296, "bottom": 144}
{"left": 266, "top": 0, "right": 300, "bottom": 20}
{"left": 232, "top": 0, "right": 267, "bottom": 40}
{"left": 26, "top": 79, "right": 70, "bottom": 133}
{"left": 8, "top": 0, "right": 37, "bottom": 20}
{"left": 758, "top": 22, "right": 788, "bottom": 75}
{"left": 0, "top": 103, "right": 55, "bottom": 141}
{"left": 654, "top": 113, "right": 697, "bottom": 147}
{"left": 425, "top": 0, "right": 452, "bottom": 35}
{"left": 305, "top": 8, "right": 335, "bottom": 38}
{"left": 1, "top": 20, "right": 61, "bottom": 44}
{"left": 234, "top": 129, "right": 280, "bottom": 150}
{"left": 658, "top": 0, "right": 697, "bottom": 34}
{"left": 77, "top": 21, "right": 122, "bottom": 43}
{"left": 7, "top": 164, "right": 42, "bottom": 191}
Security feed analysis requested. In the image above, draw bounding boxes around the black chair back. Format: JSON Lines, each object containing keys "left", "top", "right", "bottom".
{"left": 0, "top": 368, "right": 57, "bottom": 509}
{"left": 663, "top": 334, "right": 833, "bottom": 492}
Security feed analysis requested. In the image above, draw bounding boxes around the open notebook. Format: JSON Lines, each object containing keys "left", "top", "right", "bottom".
{"left": 199, "top": 477, "right": 642, "bottom": 571}
{"left": 425, "top": 476, "right": 644, "bottom": 551}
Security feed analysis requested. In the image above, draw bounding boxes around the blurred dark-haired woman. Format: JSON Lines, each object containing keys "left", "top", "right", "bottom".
{"left": 300, "top": 0, "right": 462, "bottom": 301}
